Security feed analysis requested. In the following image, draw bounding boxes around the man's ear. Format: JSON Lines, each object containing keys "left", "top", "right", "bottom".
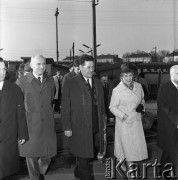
{"left": 30, "top": 62, "right": 33, "bottom": 69}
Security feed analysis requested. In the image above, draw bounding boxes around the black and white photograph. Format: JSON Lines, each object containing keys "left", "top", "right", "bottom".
{"left": 0, "top": 0, "right": 178, "bottom": 179}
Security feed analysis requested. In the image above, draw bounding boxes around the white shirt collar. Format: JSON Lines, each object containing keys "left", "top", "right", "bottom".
{"left": 0, "top": 81, "right": 4, "bottom": 90}
{"left": 83, "top": 77, "right": 92, "bottom": 87}
{"left": 171, "top": 80, "right": 178, "bottom": 88}
{"left": 33, "top": 72, "right": 43, "bottom": 79}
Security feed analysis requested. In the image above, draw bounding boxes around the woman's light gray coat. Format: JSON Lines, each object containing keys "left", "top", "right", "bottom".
{"left": 109, "top": 81, "right": 148, "bottom": 161}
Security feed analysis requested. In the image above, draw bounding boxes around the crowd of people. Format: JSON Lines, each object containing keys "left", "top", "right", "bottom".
{"left": 0, "top": 54, "right": 177, "bottom": 180}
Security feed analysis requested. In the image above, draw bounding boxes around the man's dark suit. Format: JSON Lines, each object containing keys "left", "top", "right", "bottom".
{"left": 0, "top": 80, "right": 29, "bottom": 179}
{"left": 61, "top": 73, "right": 106, "bottom": 180}
{"left": 157, "top": 81, "right": 178, "bottom": 177}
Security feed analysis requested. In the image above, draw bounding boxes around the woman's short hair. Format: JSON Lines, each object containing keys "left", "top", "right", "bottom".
{"left": 121, "top": 62, "right": 137, "bottom": 75}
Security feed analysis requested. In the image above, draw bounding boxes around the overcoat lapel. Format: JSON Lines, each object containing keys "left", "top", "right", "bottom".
{"left": 1, "top": 80, "right": 10, "bottom": 108}
{"left": 76, "top": 74, "right": 91, "bottom": 97}
{"left": 26, "top": 72, "right": 48, "bottom": 92}
{"left": 27, "top": 73, "right": 41, "bottom": 92}
{"left": 132, "top": 82, "right": 139, "bottom": 99}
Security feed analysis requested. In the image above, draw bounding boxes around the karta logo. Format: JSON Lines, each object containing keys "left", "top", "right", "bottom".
{"left": 105, "top": 158, "right": 177, "bottom": 179}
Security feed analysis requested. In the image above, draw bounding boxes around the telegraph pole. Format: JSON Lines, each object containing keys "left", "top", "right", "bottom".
{"left": 153, "top": 46, "right": 157, "bottom": 62}
{"left": 92, "top": 0, "right": 99, "bottom": 72}
{"left": 55, "top": 8, "right": 59, "bottom": 64}
{"left": 70, "top": 49, "right": 72, "bottom": 62}
{"left": 72, "top": 42, "right": 75, "bottom": 63}
{"left": 154, "top": 46, "right": 157, "bottom": 57}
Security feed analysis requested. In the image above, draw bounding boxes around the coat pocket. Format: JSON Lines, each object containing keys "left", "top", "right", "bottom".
{"left": 125, "top": 111, "right": 139, "bottom": 125}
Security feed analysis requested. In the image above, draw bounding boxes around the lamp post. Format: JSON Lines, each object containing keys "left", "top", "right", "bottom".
{"left": 55, "top": 8, "right": 59, "bottom": 64}
{"left": 79, "top": 49, "right": 85, "bottom": 54}
{"left": 82, "top": 44, "right": 101, "bottom": 56}
{"left": 92, "top": 0, "right": 99, "bottom": 71}
{"left": 72, "top": 42, "right": 75, "bottom": 63}
{"left": 152, "top": 46, "right": 157, "bottom": 62}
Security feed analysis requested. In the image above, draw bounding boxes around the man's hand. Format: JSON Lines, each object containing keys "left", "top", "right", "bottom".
{"left": 64, "top": 130, "right": 72, "bottom": 137}
{"left": 19, "top": 139, "right": 26, "bottom": 145}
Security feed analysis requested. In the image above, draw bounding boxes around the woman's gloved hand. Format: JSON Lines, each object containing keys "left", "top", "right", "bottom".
{"left": 136, "top": 104, "right": 144, "bottom": 114}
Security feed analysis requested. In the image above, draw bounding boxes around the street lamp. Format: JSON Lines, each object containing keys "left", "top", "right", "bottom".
{"left": 82, "top": 44, "right": 101, "bottom": 56}
{"left": 79, "top": 49, "right": 85, "bottom": 54}
{"left": 55, "top": 8, "right": 59, "bottom": 64}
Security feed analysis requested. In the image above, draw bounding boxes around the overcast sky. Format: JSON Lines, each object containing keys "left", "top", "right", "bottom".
{"left": 0, "top": 0, "right": 177, "bottom": 61}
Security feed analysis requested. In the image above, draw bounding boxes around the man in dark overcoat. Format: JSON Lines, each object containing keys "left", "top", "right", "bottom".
{"left": 16, "top": 55, "right": 57, "bottom": 180}
{"left": 61, "top": 54, "right": 106, "bottom": 180}
{"left": 157, "top": 65, "right": 178, "bottom": 178}
{"left": 0, "top": 59, "right": 29, "bottom": 180}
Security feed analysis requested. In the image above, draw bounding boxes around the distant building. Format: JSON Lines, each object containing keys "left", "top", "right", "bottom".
{"left": 123, "top": 53, "right": 151, "bottom": 63}
{"left": 62, "top": 54, "right": 122, "bottom": 64}
{"left": 163, "top": 51, "right": 178, "bottom": 63}
{"left": 6, "top": 61, "right": 23, "bottom": 71}
{"left": 97, "top": 54, "right": 122, "bottom": 63}
{"left": 62, "top": 56, "right": 78, "bottom": 62}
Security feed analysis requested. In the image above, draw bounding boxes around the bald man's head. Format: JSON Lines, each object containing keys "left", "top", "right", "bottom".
{"left": 30, "top": 54, "right": 46, "bottom": 76}
{"left": 170, "top": 65, "right": 178, "bottom": 84}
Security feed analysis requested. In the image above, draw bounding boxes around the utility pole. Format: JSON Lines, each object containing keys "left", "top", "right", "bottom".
{"left": 55, "top": 8, "right": 59, "bottom": 64}
{"left": 72, "top": 42, "right": 75, "bottom": 63}
{"left": 154, "top": 46, "right": 157, "bottom": 57}
{"left": 92, "top": 0, "right": 99, "bottom": 72}
{"left": 153, "top": 46, "right": 157, "bottom": 62}
{"left": 70, "top": 49, "right": 72, "bottom": 62}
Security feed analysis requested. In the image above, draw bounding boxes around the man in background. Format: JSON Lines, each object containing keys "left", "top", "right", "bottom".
{"left": 53, "top": 69, "right": 63, "bottom": 112}
{"left": 0, "top": 58, "right": 29, "bottom": 180}
{"left": 61, "top": 59, "right": 80, "bottom": 91}
{"left": 23, "top": 62, "right": 32, "bottom": 76}
{"left": 100, "top": 74, "right": 114, "bottom": 121}
{"left": 16, "top": 54, "right": 57, "bottom": 180}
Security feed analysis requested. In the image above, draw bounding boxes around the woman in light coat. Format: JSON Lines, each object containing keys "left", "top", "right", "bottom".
{"left": 109, "top": 62, "right": 148, "bottom": 172}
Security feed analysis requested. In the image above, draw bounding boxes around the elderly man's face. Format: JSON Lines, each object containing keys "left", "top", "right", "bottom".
{"left": 30, "top": 56, "right": 46, "bottom": 76}
{"left": 171, "top": 66, "right": 178, "bottom": 84}
{"left": 80, "top": 61, "right": 94, "bottom": 78}
{"left": 0, "top": 61, "right": 7, "bottom": 82}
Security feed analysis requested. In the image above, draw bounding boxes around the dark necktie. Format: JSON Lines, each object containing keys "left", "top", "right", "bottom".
{"left": 104, "top": 83, "right": 108, "bottom": 88}
{"left": 38, "top": 77, "right": 41, "bottom": 83}
{"left": 87, "top": 79, "right": 92, "bottom": 91}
